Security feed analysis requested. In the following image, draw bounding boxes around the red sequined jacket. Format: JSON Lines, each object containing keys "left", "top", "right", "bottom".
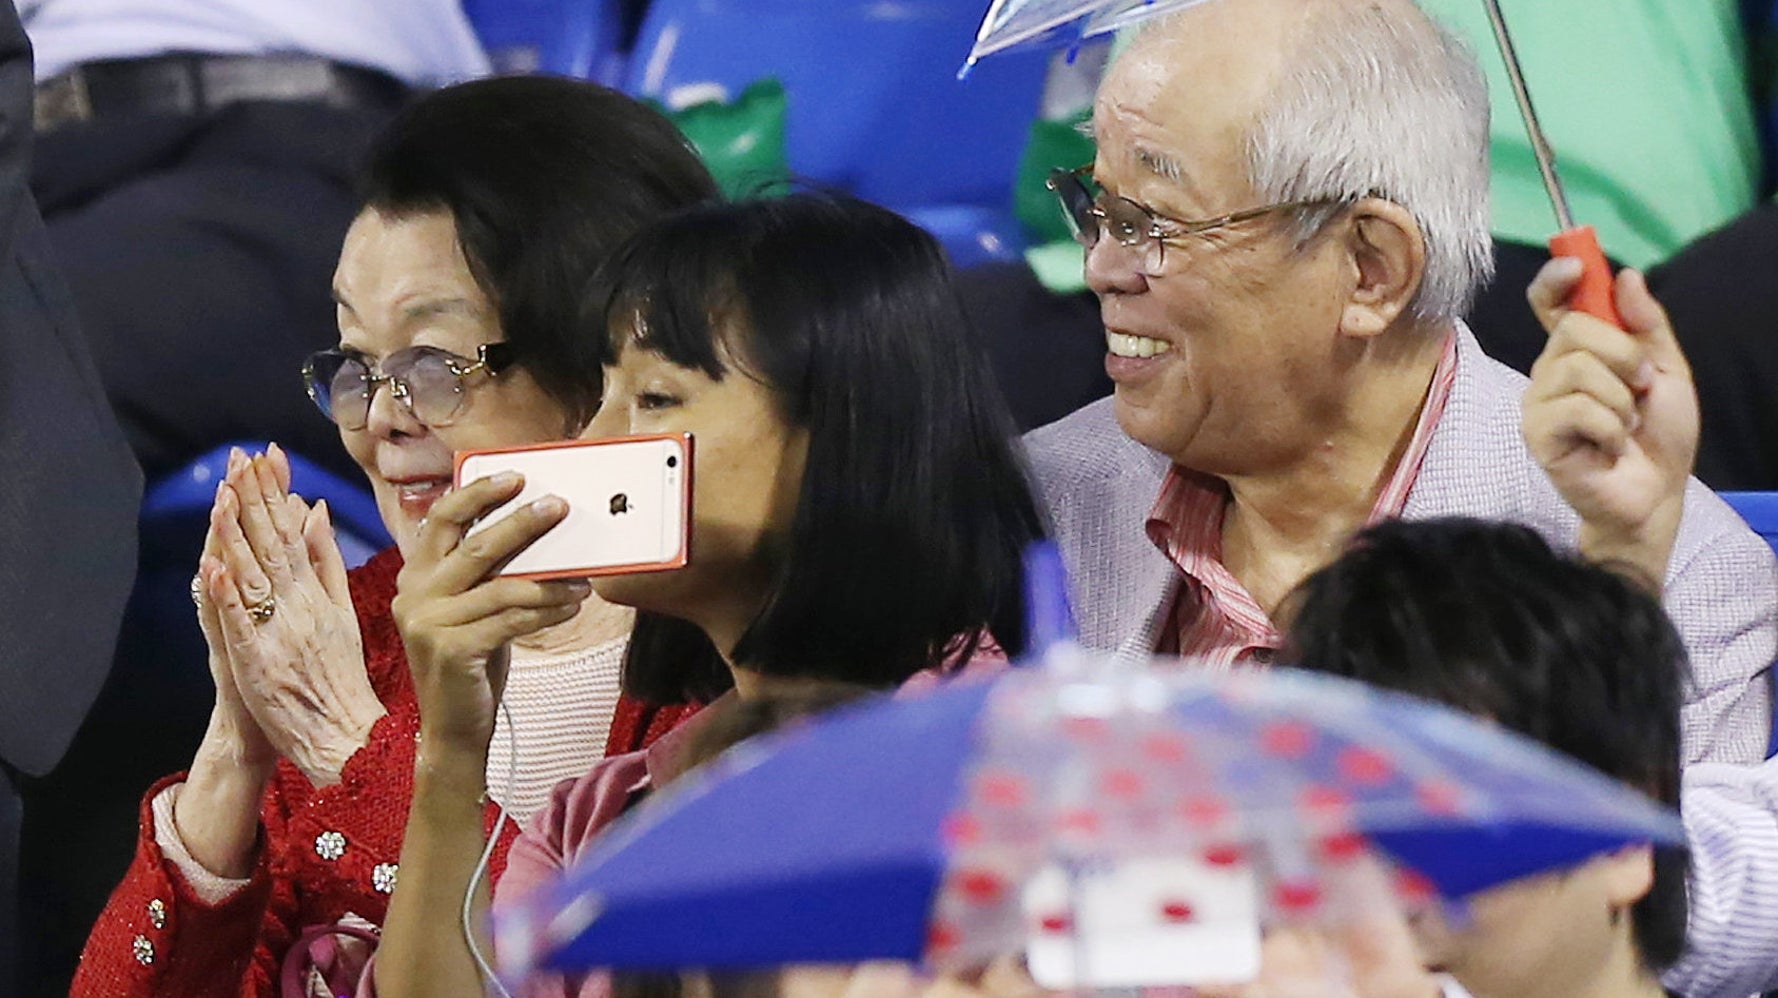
{"left": 71, "top": 548, "right": 696, "bottom": 998}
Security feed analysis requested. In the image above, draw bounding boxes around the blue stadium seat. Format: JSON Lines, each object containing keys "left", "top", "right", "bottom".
{"left": 142, "top": 441, "right": 391, "bottom": 567}
{"left": 1723, "top": 491, "right": 1778, "bottom": 556}
{"left": 462, "top": 0, "right": 628, "bottom": 83}
{"left": 897, "top": 203, "right": 1029, "bottom": 269}
{"left": 621, "top": 0, "right": 1050, "bottom": 211}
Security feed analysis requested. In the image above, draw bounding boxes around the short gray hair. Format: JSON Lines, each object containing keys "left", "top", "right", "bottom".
{"left": 1244, "top": 2, "right": 1494, "bottom": 324}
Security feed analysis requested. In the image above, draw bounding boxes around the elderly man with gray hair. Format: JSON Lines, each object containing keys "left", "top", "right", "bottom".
{"left": 1027, "top": 0, "right": 1778, "bottom": 989}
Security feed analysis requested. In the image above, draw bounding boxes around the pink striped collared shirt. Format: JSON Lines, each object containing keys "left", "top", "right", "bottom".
{"left": 1145, "top": 332, "right": 1460, "bottom": 667}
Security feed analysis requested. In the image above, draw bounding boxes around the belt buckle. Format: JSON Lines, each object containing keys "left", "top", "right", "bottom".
{"left": 35, "top": 70, "right": 94, "bottom": 132}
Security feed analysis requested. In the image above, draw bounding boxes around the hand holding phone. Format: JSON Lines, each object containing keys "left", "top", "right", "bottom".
{"left": 453, "top": 433, "right": 692, "bottom": 580}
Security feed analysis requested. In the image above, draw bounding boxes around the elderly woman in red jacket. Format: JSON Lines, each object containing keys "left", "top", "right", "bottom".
{"left": 73, "top": 76, "right": 718, "bottom": 998}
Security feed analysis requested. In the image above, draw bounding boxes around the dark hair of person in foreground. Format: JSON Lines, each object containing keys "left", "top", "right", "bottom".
{"left": 1282, "top": 516, "right": 1689, "bottom": 971}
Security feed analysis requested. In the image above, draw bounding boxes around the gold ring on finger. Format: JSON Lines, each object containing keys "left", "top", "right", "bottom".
{"left": 246, "top": 595, "right": 277, "bottom": 624}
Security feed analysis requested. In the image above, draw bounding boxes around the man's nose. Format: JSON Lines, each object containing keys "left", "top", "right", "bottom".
{"left": 1083, "top": 233, "right": 1148, "bottom": 296}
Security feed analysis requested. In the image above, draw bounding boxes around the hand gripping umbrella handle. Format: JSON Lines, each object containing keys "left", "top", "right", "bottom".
{"left": 1548, "top": 226, "right": 1622, "bottom": 328}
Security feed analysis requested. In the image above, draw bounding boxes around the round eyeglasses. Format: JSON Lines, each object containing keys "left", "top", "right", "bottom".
{"left": 301, "top": 342, "right": 517, "bottom": 430}
{"left": 1045, "top": 165, "right": 1341, "bottom": 276}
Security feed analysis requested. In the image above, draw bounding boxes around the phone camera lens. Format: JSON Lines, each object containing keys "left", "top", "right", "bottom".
{"left": 666, "top": 455, "right": 679, "bottom": 468}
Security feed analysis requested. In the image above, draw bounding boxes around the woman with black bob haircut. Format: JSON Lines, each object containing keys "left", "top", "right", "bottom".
{"left": 378, "top": 193, "right": 1046, "bottom": 998}
{"left": 606, "top": 189, "right": 1045, "bottom": 703}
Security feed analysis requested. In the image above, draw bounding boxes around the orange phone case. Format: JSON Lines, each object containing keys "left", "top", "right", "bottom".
{"left": 451, "top": 432, "right": 693, "bottom": 581}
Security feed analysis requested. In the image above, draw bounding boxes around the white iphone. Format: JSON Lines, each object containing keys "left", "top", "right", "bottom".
{"left": 453, "top": 433, "right": 692, "bottom": 580}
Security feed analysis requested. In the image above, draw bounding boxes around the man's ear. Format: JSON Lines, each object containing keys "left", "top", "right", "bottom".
{"left": 1339, "top": 198, "right": 1427, "bottom": 339}
{"left": 1599, "top": 844, "right": 1656, "bottom": 909}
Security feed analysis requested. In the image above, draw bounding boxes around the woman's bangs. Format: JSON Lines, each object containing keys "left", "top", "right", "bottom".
{"left": 601, "top": 238, "right": 731, "bottom": 380}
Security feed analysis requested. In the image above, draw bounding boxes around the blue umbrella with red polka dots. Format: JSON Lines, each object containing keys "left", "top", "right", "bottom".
{"left": 493, "top": 653, "right": 1683, "bottom": 983}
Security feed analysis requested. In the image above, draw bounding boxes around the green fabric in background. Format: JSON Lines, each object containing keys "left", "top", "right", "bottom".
{"left": 1016, "top": 112, "right": 1095, "bottom": 243}
{"left": 1016, "top": 110, "right": 1094, "bottom": 293}
{"left": 661, "top": 78, "right": 790, "bottom": 199}
{"left": 1418, "top": 0, "right": 1760, "bottom": 268}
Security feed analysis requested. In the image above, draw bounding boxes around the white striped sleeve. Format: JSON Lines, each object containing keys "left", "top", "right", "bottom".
{"left": 1663, "top": 760, "right": 1778, "bottom": 998}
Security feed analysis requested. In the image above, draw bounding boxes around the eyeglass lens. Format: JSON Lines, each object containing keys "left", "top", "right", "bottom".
{"left": 1053, "top": 172, "right": 1097, "bottom": 243}
{"left": 305, "top": 349, "right": 471, "bottom": 430}
{"left": 1052, "top": 170, "right": 1164, "bottom": 273}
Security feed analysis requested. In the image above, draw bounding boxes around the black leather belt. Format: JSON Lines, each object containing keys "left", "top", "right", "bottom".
{"left": 35, "top": 53, "right": 411, "bottom": 132}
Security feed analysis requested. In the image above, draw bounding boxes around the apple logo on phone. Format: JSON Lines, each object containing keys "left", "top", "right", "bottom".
{"left": 609, "top": 493, "right": 631, "bottom": 516}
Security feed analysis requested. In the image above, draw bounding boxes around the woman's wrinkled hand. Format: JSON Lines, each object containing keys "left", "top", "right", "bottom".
{"left": 192, "top": 449, "right": 278, "bottom": 774}
{"left": 392, "top": 473, "right": 590, "bottom": 757}
{"left": 208, "top": 445, "right": 384, "bottom": 787}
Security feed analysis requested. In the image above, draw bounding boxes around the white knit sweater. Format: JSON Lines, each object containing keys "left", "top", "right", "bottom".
{"left": 485, "top": 637, "right": 626, "bottom": 819}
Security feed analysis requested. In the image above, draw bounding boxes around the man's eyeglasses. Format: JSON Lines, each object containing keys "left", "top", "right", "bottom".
{"left": 301, "top": 342, "right": 517, "bottom": 430}
{"left": 1045, "top": 165, "right": 1343, "bottom": 275}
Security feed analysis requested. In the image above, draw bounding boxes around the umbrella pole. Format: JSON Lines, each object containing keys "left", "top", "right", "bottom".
{"left": 1061, "top": 858, "right": 1135, "bottom": 998}
{"left": 1063, "top": 859, "right": 1089, "bottom": 996}
{"left": 1477, "top": 0, "right": 1622, "bottom": 324}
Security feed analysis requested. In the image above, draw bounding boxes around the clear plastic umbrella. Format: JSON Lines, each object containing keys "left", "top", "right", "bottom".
{"left": 964, "top": 0, "right": 1221, "bottom": 72}
{"left": 494, "top": 649, "right": 1683, "bottom": 987}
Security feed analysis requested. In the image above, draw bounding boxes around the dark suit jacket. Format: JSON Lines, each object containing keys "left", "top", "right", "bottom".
{"left": 0, "top": 0, "right": 139, "bottom": 778}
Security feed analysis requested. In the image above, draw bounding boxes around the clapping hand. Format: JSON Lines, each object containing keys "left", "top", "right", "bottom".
{"left": 200, "top": 445, "right": 384, "bottom": 787}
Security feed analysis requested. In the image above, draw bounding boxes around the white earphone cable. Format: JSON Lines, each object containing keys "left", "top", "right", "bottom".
{"left": 464, "top": 695, "right": 518, "bottom": 998}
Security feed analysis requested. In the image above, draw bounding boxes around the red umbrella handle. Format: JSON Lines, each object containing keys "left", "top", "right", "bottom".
{"left": 1548, "top": 225, "right": 1622, "bottom": 327}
